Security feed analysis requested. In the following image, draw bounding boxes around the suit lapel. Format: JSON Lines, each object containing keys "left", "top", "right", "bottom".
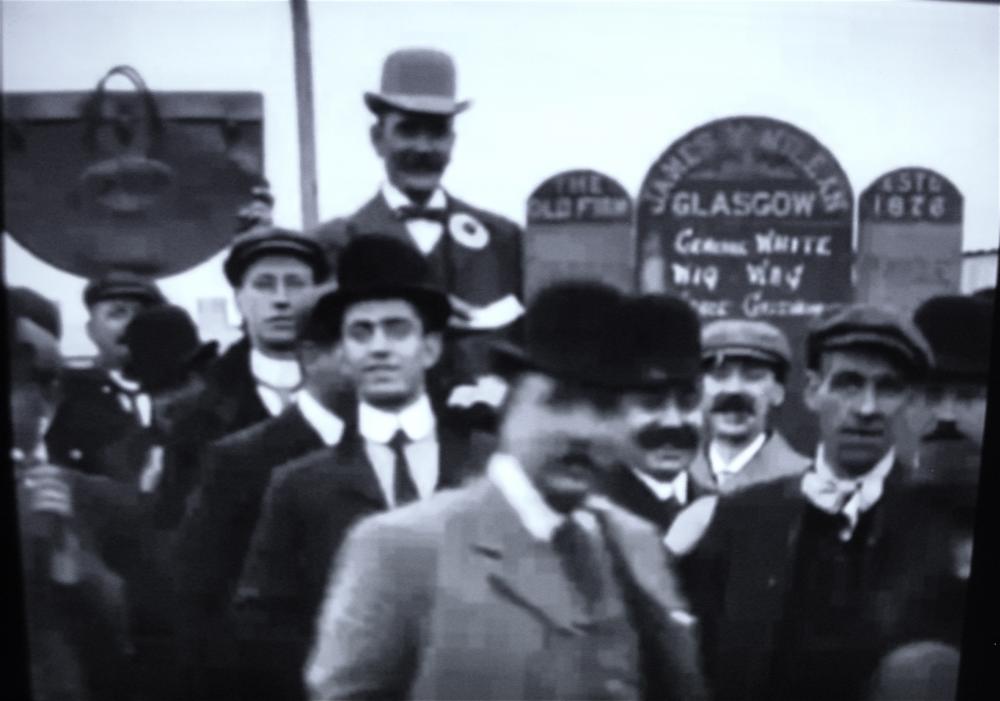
{"left": 351, "top": 193, "right": 410, "bottom": 242}
{"left": 328, "top": 429, "right": 388, "bottom": 509}
{"left": 467, "top": 482, "right": 588, "bottom": 632}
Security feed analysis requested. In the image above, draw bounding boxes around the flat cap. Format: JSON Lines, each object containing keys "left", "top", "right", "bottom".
{"left": 806, "top": 303, "right": 933, "bottom": 377}
{"left": 83, "top": 271, "right": 165, "bottom": 308}
{"left": 701, "top": 319, "right": 791, "bottom": 368}
{"left": 223, "top": 226, "right": 329, "bottom": 288}
{"left": 914, "top": 295, "right": 993, "bottom": 382}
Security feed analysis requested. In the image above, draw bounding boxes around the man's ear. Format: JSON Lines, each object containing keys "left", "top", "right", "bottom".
{"left": 421, "top": 332, "right": 443, "bottom": 369}
{"left": 803, "top": 369, "right": 822, "bottom": 411}
{"left": 769, "top": 381, "right": 787, "bottom": 408}
{"left": 370, "top": 122, "right": 385, "bottom": 158}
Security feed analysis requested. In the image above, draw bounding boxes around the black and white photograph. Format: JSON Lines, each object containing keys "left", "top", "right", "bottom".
{"left": 3, "top": 1, "right": 998, "bottom": 699}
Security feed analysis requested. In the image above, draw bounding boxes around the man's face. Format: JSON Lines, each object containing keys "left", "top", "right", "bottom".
{"left": 338, "top": 299, "right": 441, "bottom": 410}
{"left": 805, "top": 349, "right": 912, "bottom": 478}
{"left": 622, "top": 381, "right": 704, "bottom": 481}
{"left": 86, "top": 298, "right": 146, "bottom": 367}
{"left": 371, "top": 111, "right": 455, "bottom": 200}
{"left": 703, "top": 357, "right": 784, "bottom": 446}
{"left": 909, "top": 380, "right": 988, "bottom": 448}
{"left": 235, "top": 255, "right": 315, "bottom": 353}
{"left": 501, "top": 374, "right": 637, "bottom": 514}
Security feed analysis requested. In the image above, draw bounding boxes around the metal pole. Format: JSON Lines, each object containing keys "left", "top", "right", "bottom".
{"left": 290, "top": 0, "right": 319, "bottom": 230}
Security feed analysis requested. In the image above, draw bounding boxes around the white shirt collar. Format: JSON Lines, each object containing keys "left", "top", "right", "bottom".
{"left": 250, "top": 349, "right": 301, "bottom": 389}
{"left": 709, "top": 431, "right": 768, "bottom": 478}
{"left": 488, "top": 453, "right": 566, "bottom": 542}
{"left": 108, "top": 369, "right": 141, "bottom": 393}
{"left": 631, "top": 468, "right": 689, "bottom": 504}
{"left": 358, "top": 394, "right": 436, "bottom": 444}
{"left": 296, "top": 390, "right": 345, "bottom": 446}
{"left": 815, "top": 443, "right": 896, "bottom": 502}
{"left": 381, "top": 181, "right": 447, "bottom": 212}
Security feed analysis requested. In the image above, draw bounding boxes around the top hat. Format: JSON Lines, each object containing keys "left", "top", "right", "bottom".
{"left": 83, "top": 271, "right": 166, "bottom": 309}
{"left": 492, "top": 282, "right": 673, "bottom": 391}
{"left": 223, "top": 226, "right": 330, "bottom": 288}
{"left": 702, "top": 318, "right": 792, "bottom": 370}
{"left": 913, "top": 294, "right": 993, "bottom": 382}
{"left": 364, "top": 48, "right": 471, "bottom": 116}
{"left": 625, "top": 294, "right": 703, "bottom": 386}
{"left": 806, "top": 303, "right": 933, "bottom": 378}
{"left": 310, "top": 234, "right": 451, "bottom": 335}
{"left": 122, "top": 304, "right": 218, "bottom": 392}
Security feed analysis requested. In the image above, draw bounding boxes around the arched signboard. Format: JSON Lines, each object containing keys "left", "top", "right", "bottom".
{"left": 525, "top": 169, "right": 633, "bottom": 300}
{"left": 857, "top": 167, "right": 963, "bottom": 314}
{"left": 636, "top": 116, "right": 853, "bottom": 453}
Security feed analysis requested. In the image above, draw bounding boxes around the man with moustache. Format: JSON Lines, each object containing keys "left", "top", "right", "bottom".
{"left": 306, "top": 281, "right": 706, "bottom": 701}
{"left": 601, "top": 294, "right": 712, "bottom": 534}
{"left": 688, "top": 319, "right": 810, "bottom": 494}
{"left": 686, "top": 305, "right": 964, "bottom": 701}
{"left": 312, "top": 48, "right": 523, "bottom": 419}
{"left": 45, "top": 271, "right": 166, "bottom": 480}
{"left": 235, "top": 235, "right": 489, "bottom": 700}
{"left": 155, "top": 226, "right": 329, "bottom": 527}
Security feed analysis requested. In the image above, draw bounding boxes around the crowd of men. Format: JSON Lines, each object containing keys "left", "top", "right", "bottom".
{"left": 7, "top": 48, "right": 995, "bottom": 701}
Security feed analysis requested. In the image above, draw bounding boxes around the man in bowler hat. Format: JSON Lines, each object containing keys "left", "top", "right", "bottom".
{"left": 311, "top": 48, "right": 524, "bottom": 418}
{"left": 235, "top": 235, "right": 490, "bottom": 700}
{"left": 685, "top": 304, "right": 964, "bottom": 701}
{"left": 44, "top": 271, "right": 166, "bottom": 480}
{"left": 688, "top": 319, "right": 810, "bottom": 495}
{"left": 306, "top": 281, "right": 706, "bottom": 701}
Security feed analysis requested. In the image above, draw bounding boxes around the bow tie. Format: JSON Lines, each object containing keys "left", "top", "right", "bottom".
{"left": 396, "top": 205, "right": 448, "bottom": 223}
{"left": 801, "top": 471, "right": 876, "bottom": 541}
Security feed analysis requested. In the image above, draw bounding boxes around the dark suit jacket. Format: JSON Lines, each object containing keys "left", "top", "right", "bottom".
{"left": 234, "top": 424, "right": 493, "bottom": 699}
{"left": 688, "top": 430, "right": 811, "bottom": 496}
{"left": 306, "top": 478, "right": 707, "bottom": 701}
{"left": 603, "top": 467, "right": 712, "bottom": 533}
{"left": 156, "top": 337, "right": 271, "bottom": 528}
{"left": 687, "top": 463, "right": 961, "bottom": 701}
{"left": 45, "top": 367, "right": 150, "bottom": 483}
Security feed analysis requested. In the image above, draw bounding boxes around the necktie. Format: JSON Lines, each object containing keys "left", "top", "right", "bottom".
{"left": 396, "top": 205, "right": 448, "bottom": 224}
{"left": 551, "top": 517, "right": 604, "bottom": 610}
{"left": 389, "top": 429, "right": 419, "bottom": 507}
{"left": 801, "top": 471, "right": 866, "bottom": 541}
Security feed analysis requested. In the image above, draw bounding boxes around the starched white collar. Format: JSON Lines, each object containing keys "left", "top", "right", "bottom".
{"left": 249, "top": 349, "right": 301, "bottom": 389}
{"left": 381, "top": 181, "right": 447, "bottom": 212}
{"left": 631, "top": 468, "right": 690, "bottom": 504}
{"left": 296, "top": 390, "right": 345, "bottom": 446}
{"left": 488, "top": 452, "right": 567, "bottom": 542}
{"left": 709, "top": 431, "right": 768, "bottom": 479}
{"left": 358, "top": 394, "right": 436, "bottom": 444}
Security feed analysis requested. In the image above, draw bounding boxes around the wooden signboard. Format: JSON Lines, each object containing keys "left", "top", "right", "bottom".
{"left": 3, "top": 66, "right": 264, "bottom": 279}
{"left": 857, "top": 167, "right": 963, "bottom": 314}
{"left": 636, "top": 117, "right": 854, "bottom": 453}
{"left": 524, "top": 169, "right": 633, "bottom": 299}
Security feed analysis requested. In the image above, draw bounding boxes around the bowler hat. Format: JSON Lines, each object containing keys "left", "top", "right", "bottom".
{"left": 914, "top": 295, "right": 993, "bottom": 382}
{"left": 122, "top": 304, "right": 218, "bottom": 392}
{"left": 702, "top": 319, "right": 792, "bottom": 370}
{"left": 223, "top": 226, "right": 329, "bottom": 288}
{"left": 83, "top": 271, "right": 165, "bottom": 309}
{"left": 626, "top": 294, "right": 703, "bottom": 385}
{"left": 806, "top": 303, "right": 933, "bottom": 378}
{"left": 364, "top": 48, "right": 470, "bottom": 116}
{"left": 493, "top": 282, "right": 673, "bottom": 391}
{"left": 310, "top": 234, "right": 451, "bottom": 335}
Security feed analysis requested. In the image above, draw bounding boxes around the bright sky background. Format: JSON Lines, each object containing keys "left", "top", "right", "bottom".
{"left": 3, "top": 0, "right": 998, "bottom": 355}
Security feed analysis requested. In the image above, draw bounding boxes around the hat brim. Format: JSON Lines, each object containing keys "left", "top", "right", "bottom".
{"left": 364, "top": 92, "right": 471, "bottom": 116}
{"left": 822, "top": 332, "right": 929, "bottom": 376}
{"left": 224, "top": 239, "right": 329, "bottom": 287}
{"left": 315, "top": 286, "right": 452, "bottom": 334}
{"left": 702, "top": 347, "right": 789, "bottom": 366}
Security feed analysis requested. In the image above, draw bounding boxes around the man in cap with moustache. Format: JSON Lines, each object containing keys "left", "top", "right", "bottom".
{"left": 312, "top": 48, "right": 524, "bottom": 422}
{"left": 685, "top": 304, "right": 964, "bottom": 701}
{"left": 688, "top": 319, "right": 810, "bottom": 495}
{"left": 306, "top": 281, "right": 706, "bottom": 701}
{"left": 601, "top": 294, "right": 713, "bottom": 535}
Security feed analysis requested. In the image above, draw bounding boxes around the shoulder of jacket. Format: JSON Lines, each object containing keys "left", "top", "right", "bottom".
{"left": 448, "top": 196, "right": 522, "bottom": 233}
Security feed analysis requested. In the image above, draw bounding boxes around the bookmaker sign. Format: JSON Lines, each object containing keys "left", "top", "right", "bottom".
{"left": 857, "top": 167, "right": 962, "bottom": 314}
{"left": 636, "top": 116, "right": 853, "bottom": 452}
{"left": 525, "top": 169, "right": 633, "bottom": 299}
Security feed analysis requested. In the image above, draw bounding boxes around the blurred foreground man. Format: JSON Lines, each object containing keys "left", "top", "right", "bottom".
{"left": 690, "top": 319, "right": 810, "bottom": 493}
{"left": 687, "top": 305, "right": 963, "bottom": 701}
{"left": 306, "top": 281, "right": 706, "bottom": 701}
{"left": 45, "top": 272, "right": 165, "bottom": 479}
{"left": 237, "top": 235, "right": 487, "bottom": 700}
{"left": 9, "top": 287, "right": 137, "bottom": 700}
{"left": 313, "top": 48, "right": 524, "bottom": 419}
